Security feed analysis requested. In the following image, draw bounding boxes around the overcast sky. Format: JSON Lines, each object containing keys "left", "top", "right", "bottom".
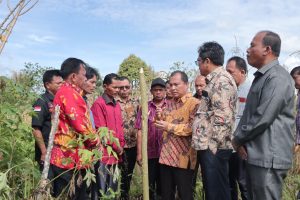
{"left": 1, "top": 0, "right": 300, "bottom": 78}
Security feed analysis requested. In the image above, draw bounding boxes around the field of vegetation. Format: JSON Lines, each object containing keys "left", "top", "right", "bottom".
{"left": 0, "top": 64, "right": 299, "bottom": 200}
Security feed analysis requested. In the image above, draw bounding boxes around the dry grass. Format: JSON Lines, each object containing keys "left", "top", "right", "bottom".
{"left": 128, "top": 152, "right": 300, "bottom": 200}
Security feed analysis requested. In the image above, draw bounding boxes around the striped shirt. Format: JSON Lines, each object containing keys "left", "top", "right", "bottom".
{"left": 159, "top": 93, "right": 200, "bottom": 170}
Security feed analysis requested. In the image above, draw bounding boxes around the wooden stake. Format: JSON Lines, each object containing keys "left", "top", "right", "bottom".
{"left": 140, "top": 67, "right": 149, "bottom": 200}
{"left": 34, "top": 105, "right": 60, "bottom": 200}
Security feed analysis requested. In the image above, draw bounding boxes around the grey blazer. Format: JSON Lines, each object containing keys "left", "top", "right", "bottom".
{"left": 233, "top": 60, "right": 295, "bottom": 169}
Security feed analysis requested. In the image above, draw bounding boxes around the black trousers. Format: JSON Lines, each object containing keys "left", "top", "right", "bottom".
{"left": 148, "top": 158, "right": 161, "bottom": 200}
{"left": 91, "top": 162, "right": 119, "bottom": 200}
{"left": 229, "top": 152, "right": 249, "bottom": 200}
{"left": 198, "top": 149, "right": 232, "bottom": 200}
{"left": 48, "top": 164, "right": 88, "bottom": 200}
{"left": 120, "top": 147, "right": 137, "bottom": 200}
{"left": 192, "top": 153, "right": 200, "bottom": 194}
{"left": 160, "top": 164, "right": 194, "bottom": 200}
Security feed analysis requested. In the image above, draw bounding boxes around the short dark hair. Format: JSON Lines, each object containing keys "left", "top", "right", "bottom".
{"left": 43, "top": 70, "right": 61, "bottom": 86}
{"left": 290, "top": 66, "right": 300, "bottom": 76}
{"left": 227, "top": 56, "right": 248, "bottom": 74}
{"left": 170, "top": 70, "right": 188, "bottom": 83}
{"left": 261, "top": 31, "right": 281, "bottom": 57}
{"left": 198, "top": 41, "right": 225, "bottom": 66}
{"left": 85, "top": 65, "right": 100, "bottom": 80}
{"left": 103, "top": 73, "right": 119, "bottom": 85}
{"left": 60, "top": 57, "right": 86, "bottom": 79}
{"left": 119, "top": 76, "right": 130, "bottom": 83}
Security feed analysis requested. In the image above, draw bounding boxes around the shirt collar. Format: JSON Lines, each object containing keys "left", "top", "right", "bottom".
{"left": 149, "top": 98, "right": 167, "bottom": 107}
{"left": 102, "top": 93, "right": 117, "bottom": 105}
{"left": 174, "top": 93, "right": 192, "bottom": 104}
{"left": 116, "top": 96, "right": 133, "bottom": 103}
{"left": 254, "top": 59, "right": 279, "bottom": 77}
{"left": 63, "top": 82, "right": 83, "bottom": 95}
{"left": 45, "top": 90, "right": 54, "bottom": 101}
{"left": 205, "top": 66, "right": 223, "bottom": 84}
{"left": 82, "top": 95, "right": 88, "bottom": 103}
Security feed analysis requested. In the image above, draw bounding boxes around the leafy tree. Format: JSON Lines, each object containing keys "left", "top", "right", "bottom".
{"left": 12, "top": 62, "right": 53, "bottom": 94}
{"left": 118, "top": 54, "right": 154, "bottom": 89}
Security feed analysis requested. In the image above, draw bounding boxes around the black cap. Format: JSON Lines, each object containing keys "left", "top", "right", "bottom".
{"left": 151, "top": 78, "right": 166, "bottom": 89}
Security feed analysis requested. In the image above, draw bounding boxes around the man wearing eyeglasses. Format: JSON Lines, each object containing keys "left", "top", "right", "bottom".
{"left": 192, "top": 42, "right": 238, "bottom": 200}
{"left": 116, "top": 76, "right": 139, "bottom": 200}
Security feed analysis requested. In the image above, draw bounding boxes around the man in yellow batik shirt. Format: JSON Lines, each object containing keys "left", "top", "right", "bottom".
{"left": 154, "top": 70, "right": 200, "bottom": 200}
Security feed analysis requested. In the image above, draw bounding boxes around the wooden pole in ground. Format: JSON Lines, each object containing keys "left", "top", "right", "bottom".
{"left": 139, "top": 67, "right": 149, "bottom": 200}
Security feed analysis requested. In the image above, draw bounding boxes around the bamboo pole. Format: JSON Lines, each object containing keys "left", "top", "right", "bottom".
{"left": 139, "top": 67, "right": 149, "bottom": 200}
{"left": 34, "top": 105, "right": 60, "bottom": 199}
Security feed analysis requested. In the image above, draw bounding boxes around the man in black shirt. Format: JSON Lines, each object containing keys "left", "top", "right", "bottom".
{"left": 32, "top": 70, "right": 63, "bottom": 171}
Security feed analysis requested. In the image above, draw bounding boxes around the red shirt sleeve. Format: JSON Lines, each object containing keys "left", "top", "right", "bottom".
{"left": 91, "top": 99, "right": 107, "bottom": 129}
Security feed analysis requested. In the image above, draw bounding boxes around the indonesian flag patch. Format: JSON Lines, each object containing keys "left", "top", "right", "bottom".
{"left": 34, "top": 106, "right": 41, "bottom": 112}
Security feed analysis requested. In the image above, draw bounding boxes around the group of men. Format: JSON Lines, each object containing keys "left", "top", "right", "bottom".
{"left": 32, "top": 30, "right": 297, "bottom": 200}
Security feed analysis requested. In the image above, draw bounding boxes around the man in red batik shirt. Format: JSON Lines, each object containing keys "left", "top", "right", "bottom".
{"left": 49, "top": 58, "right": 97, "bottom": 199}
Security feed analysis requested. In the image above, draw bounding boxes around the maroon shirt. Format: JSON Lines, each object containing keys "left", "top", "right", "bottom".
{"left": 91, "top": 93, "right": 125, "bottom": 164}
{"left": 135, "top": 99, "right": 167, "bottom": 159}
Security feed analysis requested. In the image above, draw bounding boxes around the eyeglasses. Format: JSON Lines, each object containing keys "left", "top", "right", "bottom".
{"left": 119, "top": 86, "right": 130, "bottom": 90}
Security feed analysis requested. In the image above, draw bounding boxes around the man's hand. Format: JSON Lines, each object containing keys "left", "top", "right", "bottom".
{"left": 40, "top": 152, "right": 46, "bottom": 162}
{"left": 137, "top": 153, "right": 142, "bottom": 166}
{"left": 156, "top": 107, "right": 163, "bottom": 120}
{"left": 231, "top": 139, "right": 239, "bottom": 151}
{"left": 154, "top": 120, "right": 169, "bottom": 131}
{"left": 237, "top": 146, "right": 248, "bottom": 160}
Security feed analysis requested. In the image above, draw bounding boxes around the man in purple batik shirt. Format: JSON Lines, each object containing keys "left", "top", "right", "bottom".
{"left": 135, "top": 78, "right": 167, "bottom": 200}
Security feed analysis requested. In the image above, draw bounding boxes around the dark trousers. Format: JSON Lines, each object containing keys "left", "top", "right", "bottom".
{"left": 229, "top": 152, "right": 249, "bottom": 200}
{"left": 246, "top": 163, "right": 288, "bottom": 200}
{"left": 91, "top": 162, "right": 119, "bottom": 200}
{"left": 198, "top": 149, "right": 232, "bottom": 200}
{"left": 160, "top": 164, "right": 194, "bottom": 200}
{"left": 120, "top": 147, "right": 137, "bottom": 200}
{"left": 192, "top": 153, "right": 200, "bottom": 194}
{"left": 148, "top": 158, "right": 161, "bottom": 200}
{"left": 48, "top": 164, "right": 88, "bottom": 200}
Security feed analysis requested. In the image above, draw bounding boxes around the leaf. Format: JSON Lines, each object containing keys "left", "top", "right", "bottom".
{"left": 66, "top": 139, "right": 78, "bottom": 148}
{"left": 83, "top": 169, "right": 96, "bottom": 187}
{"left": 78, "top": 149, "right": 93, "bottom": 164}
{"left": 92, "top": 149, "right": 102, "bottom": 161}
{"left": 112, "top": 151, "right": 118, "bottom": 160}
{"left": 107, "top": 146, "right": 112, "bottom": 156}
{"left": 61, "top": 157, "right": 73, "bottom": 166}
